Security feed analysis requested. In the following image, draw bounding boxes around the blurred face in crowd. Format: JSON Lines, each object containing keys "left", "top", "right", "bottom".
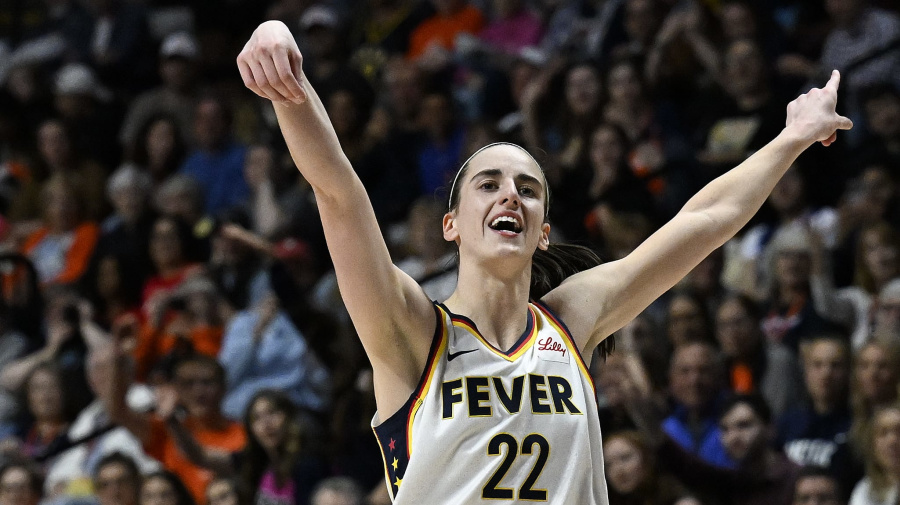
{"left": 720, "top": 2, "right": 757, "bottom": 42}
{"left": 875, "top": 292, "right": 900, "bottom": 335}
{"left": 774, "top": 250, "right": 811, "bottom": 292}
{"left": 607, "top": 62, "right": 643, "bottom": 107}
{"left": 174, "top": 361, "right": 223, "bottom": 419}
{"left": 140, "top": 476, "right": 178, "bottom": 505}
{"left": 724, "top": 40, "right": 766, "bottom": 99}
{"left": 768, "top": 169, "right": 805, "bottom": 216}
{"left": 803, "top": 340, "right": 849, "bottom": 411}
{"left": 855, "top": 342, "right": 899, "bottom": 406}
{"left": 565, "top": 65, "right": 601, "bottom": 117}
{"left": 861, "top": 226, "right": 900, "bottom": 287}
{"left": 37, "top": 120, "right": 73, "bottom": 169}
{"left": 604, "top": 436, "right": 648, "bottom": 494}
{"left": 872, "top": 408, "right": 900, "bottom": 477}
{"left": 326, "top": 91, "right": 360, "bottom": 138}
{"left": 666, "top": 295, "right": 707, "bottom": 347}
{"left": 669, "top": 343, "right": 720, "bottom": 410}
{"left": 145, "top": 118, "right": 179, "bottom": 171}
{"left": 793, "top": 475, "right": 842, "bottom": 505}
{"left": 193, "top": 99, "right": 229, "bottom": 151}
{"left": 95, "top": 462, "right": 139, "bottom": 505}
{"left": 589, "top": 124, "right": 626, "bottom": 174}
{"left": 719, "top": 403, "right": 768, "bottom": 464}
{"left": 0, "top": 466, "right": 39, "bottom": 505}
{"left": 26, "top": 368, "right": 64, "bottom": 423}
{"left": 865, "top": 93, "right": 900, "bottom": 139}
{"left": 716, "top": 298, "right": 760, "bottom": 360}
{"left": 420, "top": 94, "right": 454, "bottom": 140}
{"left": 149, "top": 218, "right": 185, "bottom": 271}
{"left": 595, "top": 355, "right": 633, "bottom": 408}
{"left": 111, "top": 178, "right": 149, "bottom": 224}
{"left": 624, "top": 0, "right": 659, "bottom": 46}
{"left": 160, "top": 57, "right": 195, "bottom": 92}
{"left": 206, "top": 479, "right": 239, "bottom": 505}
{"left": 382, "top": 60, "right": 422, "bottom": 122}
{"left": 250, "top": 397, "right": 288, "bottom": 453}
{"left": 44, "top": 181, "right": 79, "bottom": 232}
{"left": 859, "top": 167, "right": 897, "bottom": 220}
{"left": 244, "top": 145, "right": 274, "bottom": 189}
{"left": 825, "top": 0, "right": 864, "bottom": 27}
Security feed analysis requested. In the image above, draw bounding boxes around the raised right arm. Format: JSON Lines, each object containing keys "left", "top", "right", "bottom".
{"left": 236, "top": 22, "right": 435, "bottom": 416}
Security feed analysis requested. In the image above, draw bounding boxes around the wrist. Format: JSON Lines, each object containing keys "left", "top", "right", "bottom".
{"left": 778, "top": 126, "right": 816, "bottom": 151}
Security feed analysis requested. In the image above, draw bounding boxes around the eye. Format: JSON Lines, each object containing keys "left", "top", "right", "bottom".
{"left": 479, "top": 181, "right": 498, "bottom": 190}
{"left": 519, "top": 185, "right": 536, "bottom": 197}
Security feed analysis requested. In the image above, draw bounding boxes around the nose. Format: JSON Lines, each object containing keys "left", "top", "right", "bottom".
{"left": 499, "top": 179, "right": 519, "bottom": 207}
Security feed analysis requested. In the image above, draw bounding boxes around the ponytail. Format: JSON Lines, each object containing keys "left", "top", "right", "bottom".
{"left": 531, "top": 243, "right": 615, "bottom": 359}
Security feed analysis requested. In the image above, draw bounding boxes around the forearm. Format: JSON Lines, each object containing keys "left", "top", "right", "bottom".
{"left": 682, "top": 129, "right": 811, "bottom": 238}
{"left": 0, "top": 347, "right": 55, "bottom": 391}
{"left": 273, "top": 77, "right": 358, "bottom": 204}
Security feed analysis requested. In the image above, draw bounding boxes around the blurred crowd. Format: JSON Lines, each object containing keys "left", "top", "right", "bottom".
{"left": 0, "top": 0, "right": 898, "bottom": 504}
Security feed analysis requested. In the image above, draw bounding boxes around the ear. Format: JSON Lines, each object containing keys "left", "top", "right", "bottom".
{"left": 537, "top": 222, "right": 551, "bottom": 251}
{"left": 442, "top": 212, "right": 459, "bottom": 243}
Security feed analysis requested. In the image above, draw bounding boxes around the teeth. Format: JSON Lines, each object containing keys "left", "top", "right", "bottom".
{"left": 490, "top": 216, "right": 521, "bottom": 230}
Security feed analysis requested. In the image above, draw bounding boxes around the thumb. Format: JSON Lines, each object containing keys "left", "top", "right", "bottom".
{"left": 836, "top": 114, "right": 853, "bottom": 130}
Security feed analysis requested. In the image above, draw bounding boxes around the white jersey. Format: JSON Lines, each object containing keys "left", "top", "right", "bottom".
{"left": 372, "top": 301, "right": 610, "bottom": 504}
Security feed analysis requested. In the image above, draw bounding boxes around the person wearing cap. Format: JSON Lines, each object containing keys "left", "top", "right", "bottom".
{"left": 119, "top": 31, "right": 200, "bottom": 156}
{"left": 52, "top": 62, "right": 122, "bottom": 170}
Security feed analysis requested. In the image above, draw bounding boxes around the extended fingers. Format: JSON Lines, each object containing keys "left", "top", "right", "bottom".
{"left": 824, "top": 69, "right": 841, "bottom": 94}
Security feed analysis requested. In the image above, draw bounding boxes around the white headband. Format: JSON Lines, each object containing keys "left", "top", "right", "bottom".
{"left": 447, "top": 142, "right": 548, "bottom": 215}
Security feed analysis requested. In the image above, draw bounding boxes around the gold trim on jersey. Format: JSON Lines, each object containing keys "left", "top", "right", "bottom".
{"left": 406, "top": 308, "right": 450, "bottom": 457}
{"left": 450, "top": 305, "right": 539, "bottom": 362}
{"left": 533, "top": 302, "right": 594, "bottom": 392}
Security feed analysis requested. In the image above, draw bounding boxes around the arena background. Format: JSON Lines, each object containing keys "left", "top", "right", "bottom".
{"left": 0, "top": 0, "right": 898, "bottom": 504}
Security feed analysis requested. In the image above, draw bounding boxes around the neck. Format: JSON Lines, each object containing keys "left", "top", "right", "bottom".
{"left": 812, "top": 396, "right": 836, "bottom": 415}
{"left": 444, "top": 259, "right": 532, "bottom": 351}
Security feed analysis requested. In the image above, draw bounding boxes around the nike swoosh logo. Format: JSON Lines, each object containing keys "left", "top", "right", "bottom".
{"left": 447, "top": 349, "right": 477, "bottom": 361}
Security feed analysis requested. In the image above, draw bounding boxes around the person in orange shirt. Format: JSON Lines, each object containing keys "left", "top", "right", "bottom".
{"left": 407, "top": 0, "right": 484, "bottom": 61}
{"left": 105, "top": 350, "right": 246, "bottom": 505}
{"left": 131, "top": 276, "right": 226, "bottom": 383}
{"left": 21, "top": 174, "right": 100, "bottom": 288}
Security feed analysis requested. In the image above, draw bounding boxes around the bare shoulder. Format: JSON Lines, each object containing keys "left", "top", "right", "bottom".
{"left": 539, "top": 260, "right": 623, "bottom": 353}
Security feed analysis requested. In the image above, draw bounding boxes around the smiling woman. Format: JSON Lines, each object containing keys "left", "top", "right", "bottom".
{"left": 237, "top": 18, "right": 852, "bottom": 504}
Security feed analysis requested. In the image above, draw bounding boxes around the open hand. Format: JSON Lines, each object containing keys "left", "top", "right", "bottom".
{"left": 785, "top": 70, "right": 853, "bottom": 147}
{"left": 237, "top": 21, "right": 307, "bottom": 105}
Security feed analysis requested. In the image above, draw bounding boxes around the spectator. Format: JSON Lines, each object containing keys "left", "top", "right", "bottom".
{"left": 218, "top": 294, "right": 331, "bottom": 418}
{"left": 855, "top": 85, "right": 900, "bottom": 171}
{"left": 393, "top": 197, "right": 457, "bottom": 302}
{"left": 179, "top": 96, "right": 249, "bottom": 216}
{"left": 414, "top": 90, "right": 466, "bottom": 199}
{"left": 1, "top": 363, "right": 74, "bottom": 461}
{"left": 141, "top": 215, "right": 203, "bottom": 318}
{"left": 664, "top": 291, "right": 713, "bottom": 348}
{"left": 240, "top": 144, "right": 283, "bottom": 238}
{"left": 603, "top": 430, "right": 691, "bottom": 505}
{"left": 812, "top": 221, "right": 900, "bottom": 349}
{"left": 0, "top": 301, "right": 29, "bottom": 428}
{"left": 849, "top": 405, "right": 900, "bottom": 505}
{"left": 20, "top": 175, "right": 100, "bottom": 288}
{"left": 310, "top": 477, "right": 363, "bottom": 505}
{"left": 96, "top": 164, "right": 156, "bottom": 281}
{"left": 793, "top": 466, "right": 845, "bottom": 505}
{"left": 871, "top": 279, "right": 900, "bottom": 339}
{"left": 119, "top": 32, "right": 200, "bottom": 156}
{"left": 166, "top": 390, "right": 327, "bottom": 505}
{"left": 663, "top": 341, "right": 734, "bottom": 468}
{"left": 715, "top": 293, "right": 804, "bottom": 419}
{"left": 349, "top": 0, "right": 434, "bottom": 67}
{"left": 92, "top": 452, "right": 141, "bottom": 505}
{"left": 478, "top": 0, "right": 543, "bottom": 56}
{"left": 778, "top": 337, "right": 853, "bottom": 476}
{"left": 849, "top": 339, "right": 900, "bottom": 459}
{"left": 152, "top": 176, "right": 214, "bottom": 255}
{"left": 205, "top": 477, "right": 245, "bottom": 505}
{"left": 43, "top": 346, "right": 158, "bottom": 499}
{"left": 0, "top": 461, "right": 42, "bottom": 505}
{"left": 82, "top": 0, "right": 153, "bottom": 92}
{"left": 407, "top": 0, "right": 485, "bottom": 61}
{"left": 106, "top": 351, "right": 246, "bottom": 504}
{"left": 207, "top": 210, "right": 270, "bottom": 312}
{"left": 132, "top": 116, "right": 188, "bottom": 188}
{"left": 138, "top": 471, "right": 195, "bottom": 505}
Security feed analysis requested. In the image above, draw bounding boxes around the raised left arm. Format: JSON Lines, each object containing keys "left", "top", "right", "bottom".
{"left": 543, "top": 70, "right": 853, "bottom": 353}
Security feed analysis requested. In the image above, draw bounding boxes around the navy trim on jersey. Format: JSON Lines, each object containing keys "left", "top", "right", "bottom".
{"left": 436, "top": 302, "right": 536, "bottom": 357}
{"left": 372, "top": 302, "right": 446, "bottom": 497}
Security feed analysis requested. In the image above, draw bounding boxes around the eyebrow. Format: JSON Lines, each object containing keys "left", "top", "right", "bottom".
{"left": 469, "top": 168, "right": 544, "bottom": 189}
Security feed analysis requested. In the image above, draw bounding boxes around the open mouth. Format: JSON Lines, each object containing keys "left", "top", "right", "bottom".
{"left": 489, "top": 215, "right": 523, "bottom": 235}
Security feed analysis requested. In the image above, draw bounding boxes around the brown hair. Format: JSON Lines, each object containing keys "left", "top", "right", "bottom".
{"left": 855, "top": 222, "right": 900, "bottom": 294}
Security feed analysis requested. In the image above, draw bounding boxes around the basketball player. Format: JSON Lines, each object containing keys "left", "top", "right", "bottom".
{"left": 236, "top": 20, "right": 852, "bottom": 504}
